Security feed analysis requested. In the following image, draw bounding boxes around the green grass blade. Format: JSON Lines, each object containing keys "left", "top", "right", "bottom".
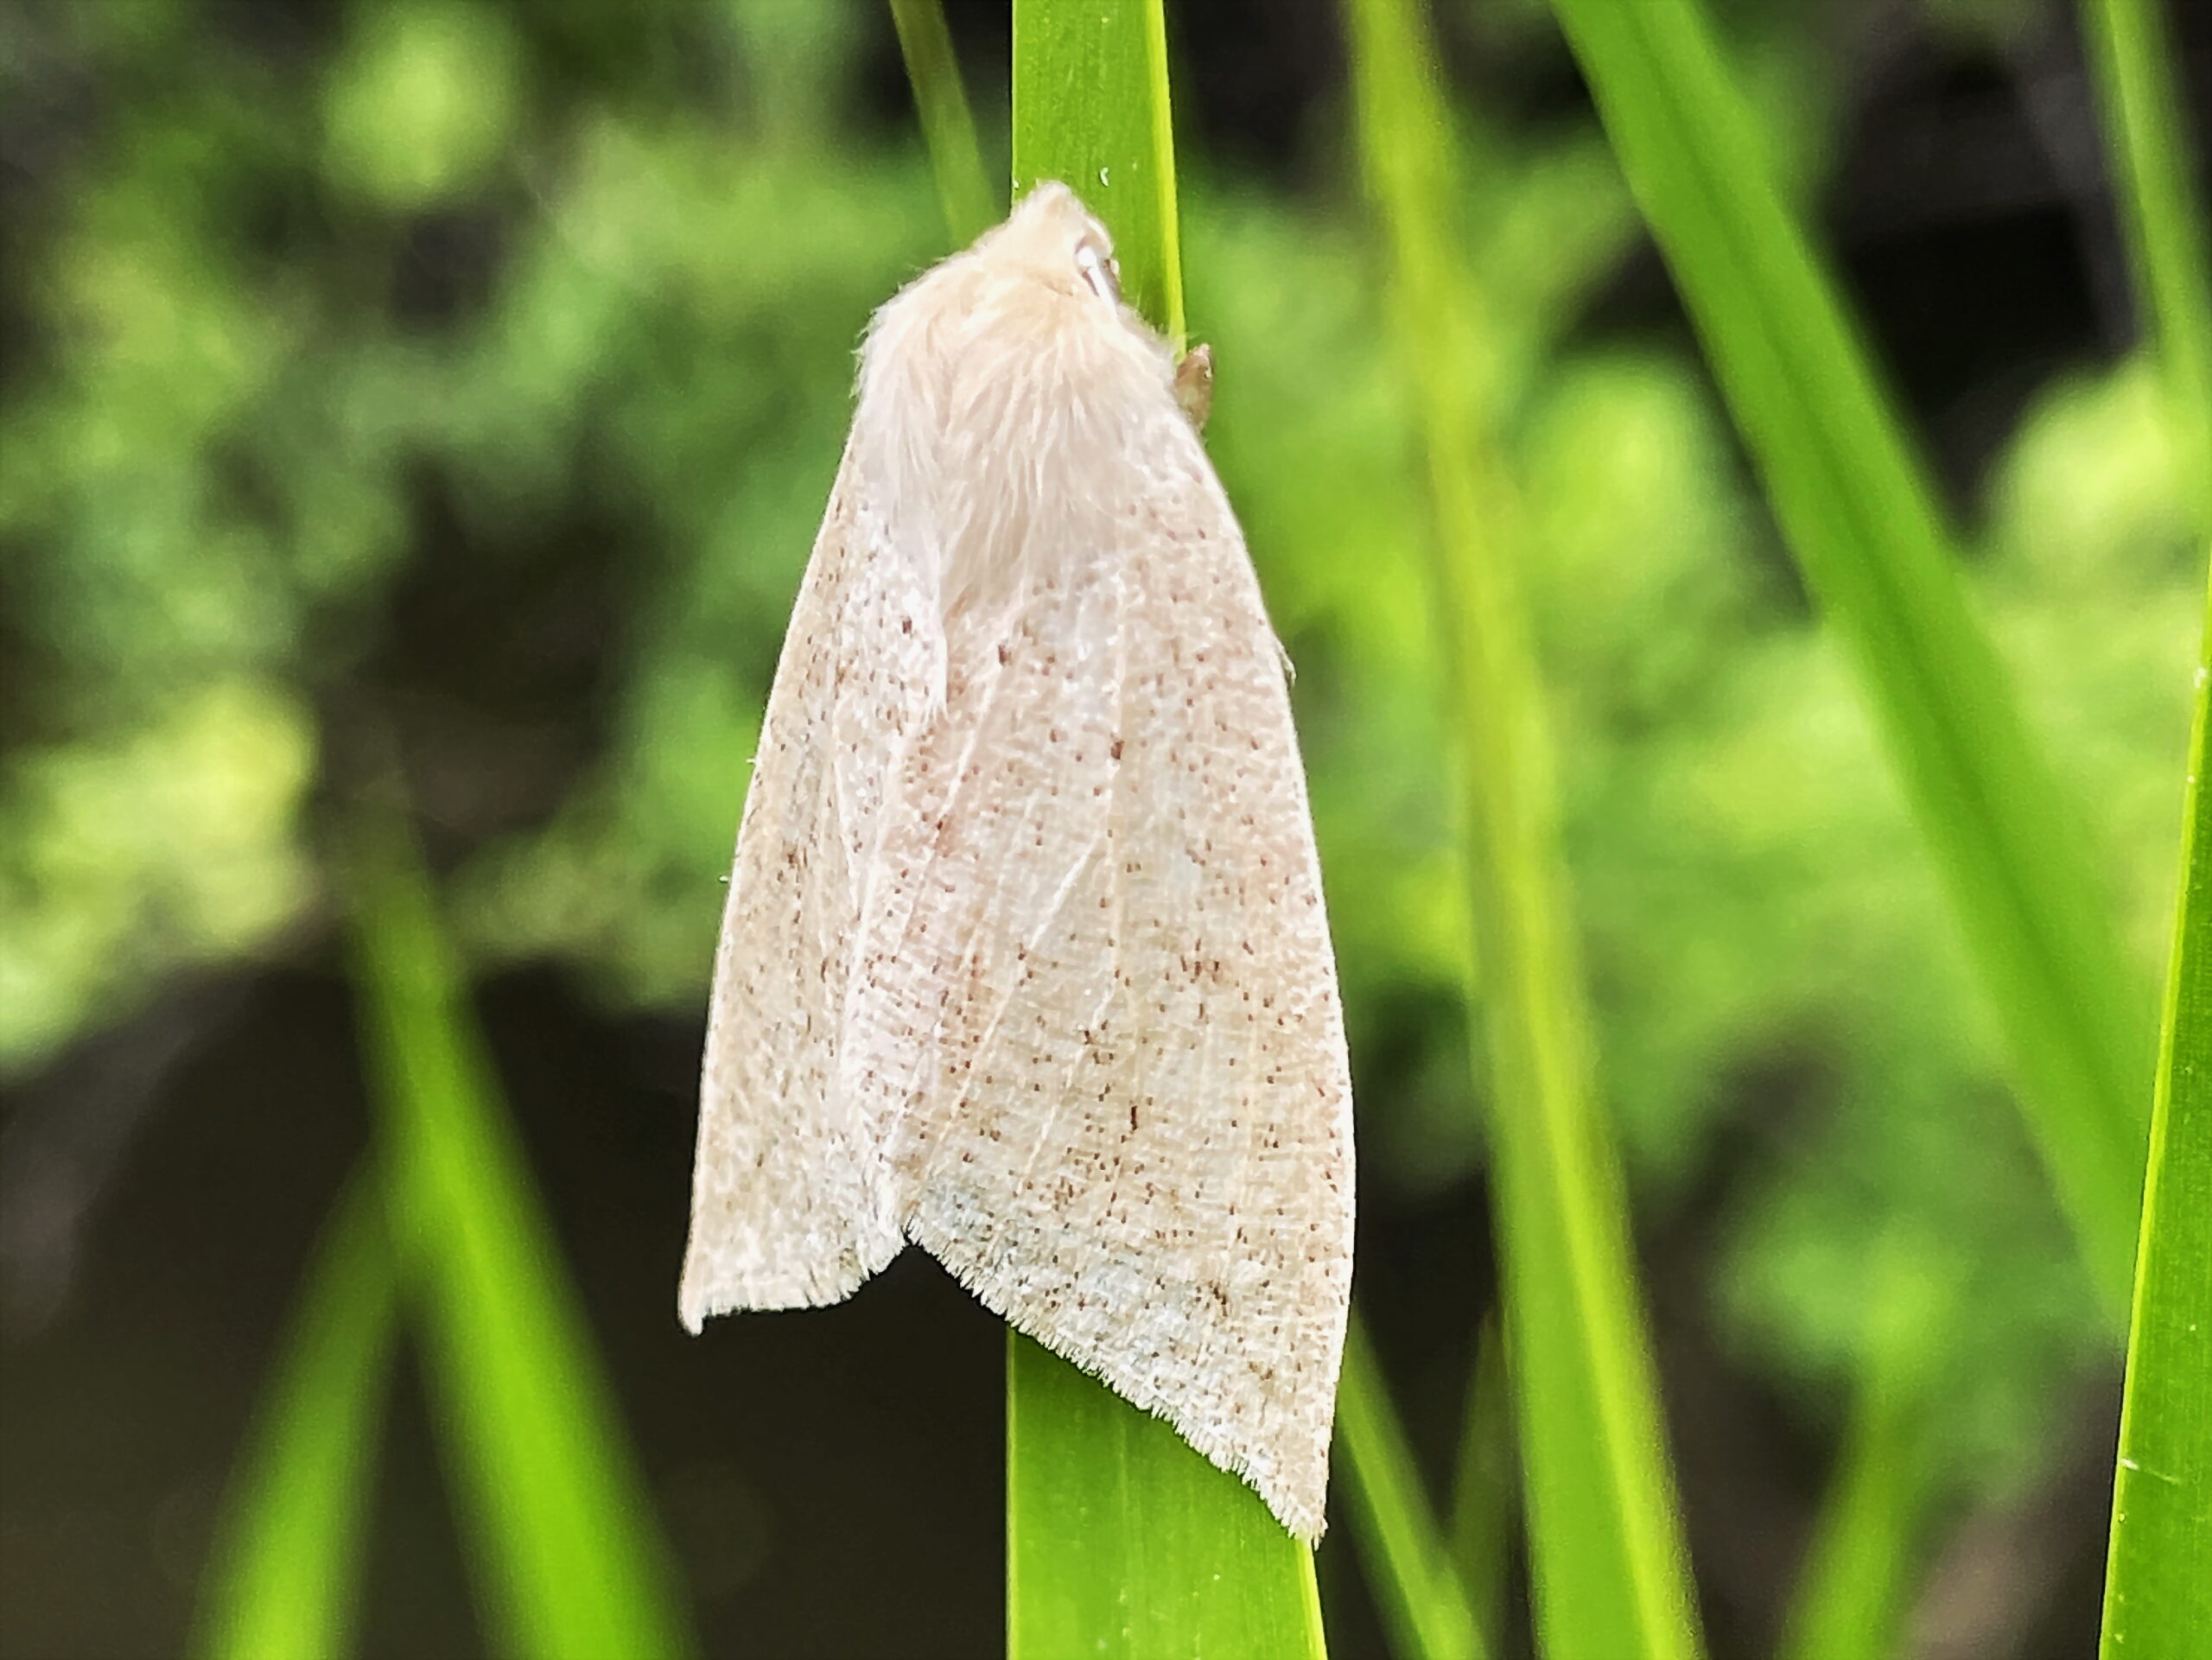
{"left": 194, "top": 1172, "right": 401, "bottom": 1660}
{"left": 1336, "top": 1320, "right": 1486, "bottom": 1660}
{"left": 997, "top": 6, "right": 1325, "bottom": 1653}
{"left": 1011, "top": 0, "right": 1183, "bottom": 344}
{"left": 1007, "top": 1336, "right": 1327, "bottom": 1658}
{"left": 889, "top": 0, "right": 998, "bottom": 244}
{"left": 2100, "top": 576, "right": 2212, "bottom": 1657}
{"left": 347, "top": 813, "right": 697, "bottom": 1660}
{"left": 1344, "top": 3, "right": 1706, "bottom": 1658}
{"left": 1777, "top": 1239, "right": 1955, "bottom": 1660}
{"left": 1446, "top": 1318, "right": 1513, "bottom": 1656}
{"left": 2079, "top": 0, "right": 2212, "bottom": 531}
{"left": 1542, "top": 0, "right": 2152, "bottom": 1313}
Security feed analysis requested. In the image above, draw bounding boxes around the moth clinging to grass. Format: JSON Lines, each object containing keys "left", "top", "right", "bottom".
{"left": 678, "top": 182, "right": 1354, "bottom": 1541}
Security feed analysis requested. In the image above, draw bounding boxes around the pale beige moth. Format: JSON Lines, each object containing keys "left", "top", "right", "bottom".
{"left": 678, "top": 182, "right": 1354, "bottom": 1541}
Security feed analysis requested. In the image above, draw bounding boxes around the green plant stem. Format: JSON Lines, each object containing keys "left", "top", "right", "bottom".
{"left": 194, "top": 1173, "right": 400, "bottom": 1660}
{"left": 2100, "top": 575, "right": 2212, "bottom": 1657}
{"left": 1336, "top": 1320, "right": 1487, "bottom": 1660}
{"left": 1543, "top": 0, "right": 2152, "bottom": 1313}
{"left": 889, "top": 0, "right": 998, "bottom": 244}
{"left": 1344, "top": 3, "right": 1706, "bottom": 1658}
{"left": 2078, "top": 0, "right": 2212, "bottom": 533}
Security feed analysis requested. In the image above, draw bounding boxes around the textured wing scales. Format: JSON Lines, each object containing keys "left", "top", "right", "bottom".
{"left": 842, "top": 410, "right": 1354, "bottom": 1539}
{"left": 678, "top": 453, "right": 939, "bottom": 1327}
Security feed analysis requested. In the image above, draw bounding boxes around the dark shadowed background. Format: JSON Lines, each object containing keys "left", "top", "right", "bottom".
{"left": 2, "top": 1, "right": 2205, "bottom": 1656}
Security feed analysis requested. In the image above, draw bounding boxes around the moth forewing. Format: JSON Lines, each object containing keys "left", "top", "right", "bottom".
{"left": 679, "top": 182, "right": 1355, "bottom": 1542}
{"left": 678, "top": 452, "right": 926, "bottom": 1328}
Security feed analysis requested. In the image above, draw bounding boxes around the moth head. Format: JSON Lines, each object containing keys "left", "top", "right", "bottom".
{"left": 986, "top": 181, "right": 1125, "bottom": 309}
{"left": 855, "top": 179, "right": 1176, "bottom": 611}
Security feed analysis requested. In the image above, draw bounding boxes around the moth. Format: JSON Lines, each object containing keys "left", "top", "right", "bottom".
{"left": 678, "top": 182, "right": 1354, "bottom": 1542}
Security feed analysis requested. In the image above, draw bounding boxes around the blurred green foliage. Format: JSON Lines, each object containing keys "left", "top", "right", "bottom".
{"left": 1, "top": 0, "right": 2196, "bottom": 1519}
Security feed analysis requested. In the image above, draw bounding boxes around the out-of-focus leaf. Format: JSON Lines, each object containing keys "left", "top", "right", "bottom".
{"left": 194, "top": 1173, "right": 400, "bottom": 1660}
{"left": 322, "top": 2, "right": 522, "bottom": 210}
{"left": 890, "top": 0, "right": 998, "bottom": 243}
{"left": 0, "top": 682, "right": 316, "bottom": 1076}
{"left": 1344, "top": 3, "right": 1706, "bottom": 1657}
{"left": 1542, "top": 0, "right": 2152, "bottom": 1312}
{"left": 1335, "top": 1320, "right": 1485, "bottom": 1660}
{"left": 347, "top": 811, "right": 697, "bottom": 1660}
{"left": 1778, "top": 1237, "right": 1956, "bottom": 1660}
{"left": 1447, "top": 1318, "right": 1513, "bottom": 1656}
{"left": 2079, "top": 0, "right": 2212, "bottom": 532}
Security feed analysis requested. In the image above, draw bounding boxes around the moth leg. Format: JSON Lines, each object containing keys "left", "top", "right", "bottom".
{"left": 1173, "top": 343, "right": 1215, "bottom": 429}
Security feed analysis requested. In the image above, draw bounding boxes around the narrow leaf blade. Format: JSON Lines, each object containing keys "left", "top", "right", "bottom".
{"left": 348, "top": 814, "right": 697, "bottom": 1660}
{"left": 2080, "top": 0, "right": 2212, "bottom": 530}
{"left": 1007, "top": 1336, "right": 1327, "bottom": 1659}
{"left": 1335, "top": 1320, "right": 1486, "bottom": 1660}
{"left": 194, "top": 1173, "right": 400, "bottom": 1660}
{"left": 1542, "top": 0, "right": 2152, "bottom": 1312}
{"left": 890, "top": 0, "right": 999, "bottom": 245}
{"left": 1446, "top": 1318, "right": 1513, "bottom": 1657}
{"left": 1778, "top": 1239, "right": 1956, "bottom": 1660}
{"left": 2099, "top": 580, "right": 2212, "bottom": 1657}
{"left": 1011, "top": 0, "right": 1184, "bottom": 344}
{"left": 1344, "top": 3, "right": 1707, "bottom": 1657}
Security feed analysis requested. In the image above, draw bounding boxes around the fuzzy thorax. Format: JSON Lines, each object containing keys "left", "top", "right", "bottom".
{"left": 851, "top": 182, "right": 1180, "bottom": 622}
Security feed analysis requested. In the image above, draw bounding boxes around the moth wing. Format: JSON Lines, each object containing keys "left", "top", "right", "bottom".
{"left": 679, "top": 449, "right": 938, "bottom": 1329}
{"left": 847, "top": 415, "right": 1354, "bottom": 1540}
